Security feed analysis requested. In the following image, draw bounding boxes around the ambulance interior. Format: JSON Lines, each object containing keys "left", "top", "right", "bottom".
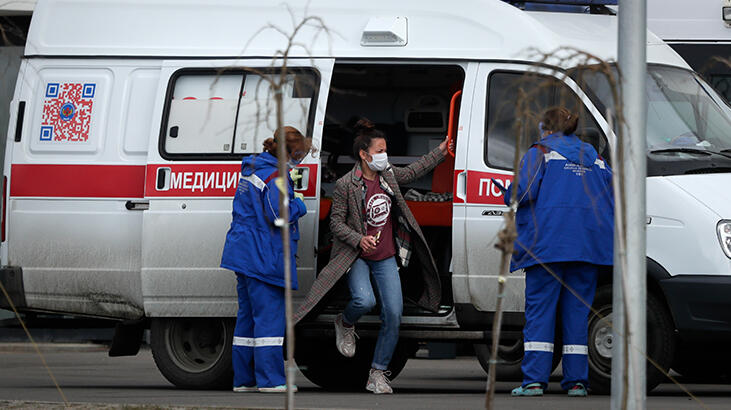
{"left": 317, "top": 64, "right": 464, "bottom": 315}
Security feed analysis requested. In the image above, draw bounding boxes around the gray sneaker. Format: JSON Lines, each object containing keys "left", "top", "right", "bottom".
{"left": 334, "top": 313, "right": 357, "bottom": 357}
{"left": 366, "top": 369, "right": 393, "bottom": 394}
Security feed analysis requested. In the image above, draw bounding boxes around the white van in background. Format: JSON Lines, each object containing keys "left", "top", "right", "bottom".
{"left": 3, "top": 0, "right": 731, "bottom": 392}
{"left": 648, "top": 0, "right": 731, "bottom": 102}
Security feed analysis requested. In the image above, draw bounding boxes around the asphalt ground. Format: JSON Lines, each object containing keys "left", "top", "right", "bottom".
{"left": 0, "top": 344, "right": 728, "bottom": 409}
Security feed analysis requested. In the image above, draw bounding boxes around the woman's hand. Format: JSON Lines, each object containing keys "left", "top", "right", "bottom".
{"left": 359, "top": 235, "right": 377, "bottom": 253}
{"left": 439, "top": 135, "right": 454, "bottom": 155}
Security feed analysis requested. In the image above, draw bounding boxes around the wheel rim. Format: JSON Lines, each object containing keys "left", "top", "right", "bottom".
{"left": 164, "top": 318, "right": 226, "bottom": 374}
{"left": 589, "top": 307, "right": 613, "bottom": 378}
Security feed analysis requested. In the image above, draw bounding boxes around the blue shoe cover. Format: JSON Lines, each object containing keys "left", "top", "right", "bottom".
{"left": 511, "top": 382, "right": 544, "bottom": 396}
{"left": 568, "top": 382, "right": 588, "bottom": 397}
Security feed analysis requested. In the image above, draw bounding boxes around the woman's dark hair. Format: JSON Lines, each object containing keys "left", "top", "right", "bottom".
{"left": 352, "top": 117, "right": 386, "bottom": 159}
{"left": 262, "top": 137, "right": 278, "bottom": 154}
{"left": 542, "top": 107, "right": 579, "bottom": 136}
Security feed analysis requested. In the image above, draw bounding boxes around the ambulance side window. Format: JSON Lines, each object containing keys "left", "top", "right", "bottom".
{"left": 233, "top": 71, "right": 317, "bottom": 154}
{"left": 160, "top": 69, "right": 318, "bottom": 159}
{"left": 484, "top": 71, "right": 608, "bottom": 170}
{"left": 164, "top": 72, "right": 243, "bottom": 156}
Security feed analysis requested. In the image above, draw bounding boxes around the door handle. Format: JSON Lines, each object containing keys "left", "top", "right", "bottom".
{"left": 156, "top": 167, "right": 171, "bottom": 191}
{"left": 293, "top": 167, "right": 309, "bottom": 191}
{"left": 481, "top": 210, "right": 503, "bottom": 216}
{"left": 455, "top": 171, "right": 467, "bottom": 201}
{"left": 125, "top": 200, "right": 149, "bottom": 211}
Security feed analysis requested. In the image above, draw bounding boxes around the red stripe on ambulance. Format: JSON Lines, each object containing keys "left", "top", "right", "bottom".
{"left": 466, "top": 171, "right": 513, "bottom": 205}
{"left": 10, "top": 164, "right": 146, "bottom": 198}
{"left": 145, "top": 163, "right": 318, "bottom": 198}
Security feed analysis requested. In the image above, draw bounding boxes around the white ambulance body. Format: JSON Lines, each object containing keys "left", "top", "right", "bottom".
{"left": 3, "top": 0, "right": 731, "bottom": 391}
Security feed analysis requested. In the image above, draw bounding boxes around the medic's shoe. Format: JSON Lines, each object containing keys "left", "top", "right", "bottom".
{"left": 511, "top": 383, "right": 544, "bottom": 396}
{"left": 232, "top": 385, "right": 257, "bottom": 393}
{"left": 568, "top": 383, "right": 588, "bottom": 397}
{"left": 334, "top": 313, "right": 357, "bottom": 358}
{"left": 258, "top": 384, "right": 298, "bottom": 393}
{"left": 366, "top": 369, "right": 393, "bottom": 394}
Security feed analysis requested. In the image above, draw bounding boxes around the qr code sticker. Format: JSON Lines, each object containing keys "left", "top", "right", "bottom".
{"left": 41, "top": 82, "right": 95, "bottom": 142}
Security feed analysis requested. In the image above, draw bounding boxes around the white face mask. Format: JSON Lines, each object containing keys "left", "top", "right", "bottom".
{"left": 367, "top": 152, "right": 389, "bottom": 171}
{"left": 287, "top": 157, "right": 302, "bottom": 169}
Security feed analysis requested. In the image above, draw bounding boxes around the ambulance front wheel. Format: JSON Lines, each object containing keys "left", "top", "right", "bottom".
{"left": 587, "top": 286, "right": 675, "bottom": 394}
{"left": 150, "top": 318, "right": 234, "bottom": 389}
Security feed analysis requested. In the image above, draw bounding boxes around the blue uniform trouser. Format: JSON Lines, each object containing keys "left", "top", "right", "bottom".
{"left": 232, "top": 273, "right": 285, "bottom": 388}
{"left": 521, "top": 262, "right": 598, "bottom": 390}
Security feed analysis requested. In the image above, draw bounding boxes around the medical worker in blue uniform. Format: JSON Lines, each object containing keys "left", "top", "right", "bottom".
{"left": 505, "top": 107, "right": 614, "bottom": 397}
{"left": 221, "top": 127, "right": 310, "bottom": 393}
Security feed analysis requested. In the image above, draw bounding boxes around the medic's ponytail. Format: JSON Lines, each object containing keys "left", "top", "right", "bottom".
{"left": 541, "top": 107, "right": 578, "bottom": 136}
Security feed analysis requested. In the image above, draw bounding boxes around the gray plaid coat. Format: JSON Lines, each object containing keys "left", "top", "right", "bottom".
{"left": 294, "top": 147, "right": 445, "bottom": 322}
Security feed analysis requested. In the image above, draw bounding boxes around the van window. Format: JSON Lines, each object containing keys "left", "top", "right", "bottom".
{"left": 484, "top": 71, "right": 608, "bottom": 170}
{"left": 234, "top": 72, "right": 316, "bottom": 154}
{"left": 709, "top": 75, "right": 731, "bottom": 103}
{"left": 161, "top": 69, "right": 318, "bottom": 159}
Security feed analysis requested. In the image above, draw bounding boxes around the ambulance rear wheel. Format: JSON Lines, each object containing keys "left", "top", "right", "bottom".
{"left": 587, "top": 286, "right": 675, "bottom": 394}
{"left": 295, "top": 334, "right": 415, "bottom": 390}
{"left": 150, "top": 318, "right": 234, "bottom": 389}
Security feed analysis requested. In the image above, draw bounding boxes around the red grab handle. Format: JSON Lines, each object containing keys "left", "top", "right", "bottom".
{"left": 447, "top": 90, "right": 462, "bottom": 157}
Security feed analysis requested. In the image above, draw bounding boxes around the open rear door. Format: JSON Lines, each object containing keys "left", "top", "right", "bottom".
{"left": 141, "top": 58, "right": 333, "bottom": 317}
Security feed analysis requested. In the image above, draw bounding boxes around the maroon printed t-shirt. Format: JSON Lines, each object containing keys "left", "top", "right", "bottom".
{"left": 361, "top": 176, "right": 396, "bottom": 261}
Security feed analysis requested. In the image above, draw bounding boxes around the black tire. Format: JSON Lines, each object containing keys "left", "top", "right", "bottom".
{"left": 150, "top": 318, "right": 234, "bottom": 389}
{"left": 588, "top": 286, "right": 675, "bottom": 394}
{"left": 295, "top": 332, "right": 415, "bottom": 391}
{"left": 672, "top": 341, "right": 731, "bottom": 380}
{"left": 474, "top": 333, "right": 563, "bottom": 381}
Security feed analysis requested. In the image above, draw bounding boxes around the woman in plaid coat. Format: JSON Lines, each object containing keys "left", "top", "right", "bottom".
{"left": 295, "top": 118, "right": 448, "bottom": 394}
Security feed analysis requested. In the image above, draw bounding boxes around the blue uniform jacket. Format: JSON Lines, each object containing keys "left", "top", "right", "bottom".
{"left": 504, "top": 133, "right": 614, "bottom": 272}
{"left": 220, "top": 152, "right": 307, "bottom": 289}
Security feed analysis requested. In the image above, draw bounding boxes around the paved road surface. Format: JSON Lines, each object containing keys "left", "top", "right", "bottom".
{"left": 0, "top": 345, "right": 724, "bottom": 409}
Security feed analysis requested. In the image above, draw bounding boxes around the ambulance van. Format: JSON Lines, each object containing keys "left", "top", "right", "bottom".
{"left": 647, "top": 0, "right": 731, "bottom": 106}
{"left": 3, "top": 0, "right": 731, "bottom": 392}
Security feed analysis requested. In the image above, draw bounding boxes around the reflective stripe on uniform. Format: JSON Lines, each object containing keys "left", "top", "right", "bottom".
{"left": 254, "top": 337, "right": 284, "bottom": 347}
{"left": 524, "top": 341, "right": 554, "bottom": 352}
{"left": 233, "top": 336, "right": 283, "bottom": 347}
{"left": 242, "top": 174, "right": 266, "bottom": 191}
{"left": 233, "top": 336, "right": 255, "bottom": 347}
{"left": 543, "top": 151, "right": 566, "bottom": 162}
{"left": 562, "top": 344, "right": 589, "bottom": 355}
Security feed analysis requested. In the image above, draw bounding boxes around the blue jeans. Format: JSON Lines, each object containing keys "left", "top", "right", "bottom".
{"left": 342, "top": 257, "right": 402, "bottom": 370}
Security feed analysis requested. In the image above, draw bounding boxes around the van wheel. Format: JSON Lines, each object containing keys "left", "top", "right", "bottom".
{"left": 672, "top": 341, "right": 731, "bottom": 380}
{"left": 295, "top": 333, "right": 415, "bottom": 390}
{"left": 474, "top": 335, "right": 563, "bottom": 381}
{"left": 587, "top": 286, "right": 675, "bottom": 394}
{"left": 150, "top": 318, "right": 234, "bottom": 389}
